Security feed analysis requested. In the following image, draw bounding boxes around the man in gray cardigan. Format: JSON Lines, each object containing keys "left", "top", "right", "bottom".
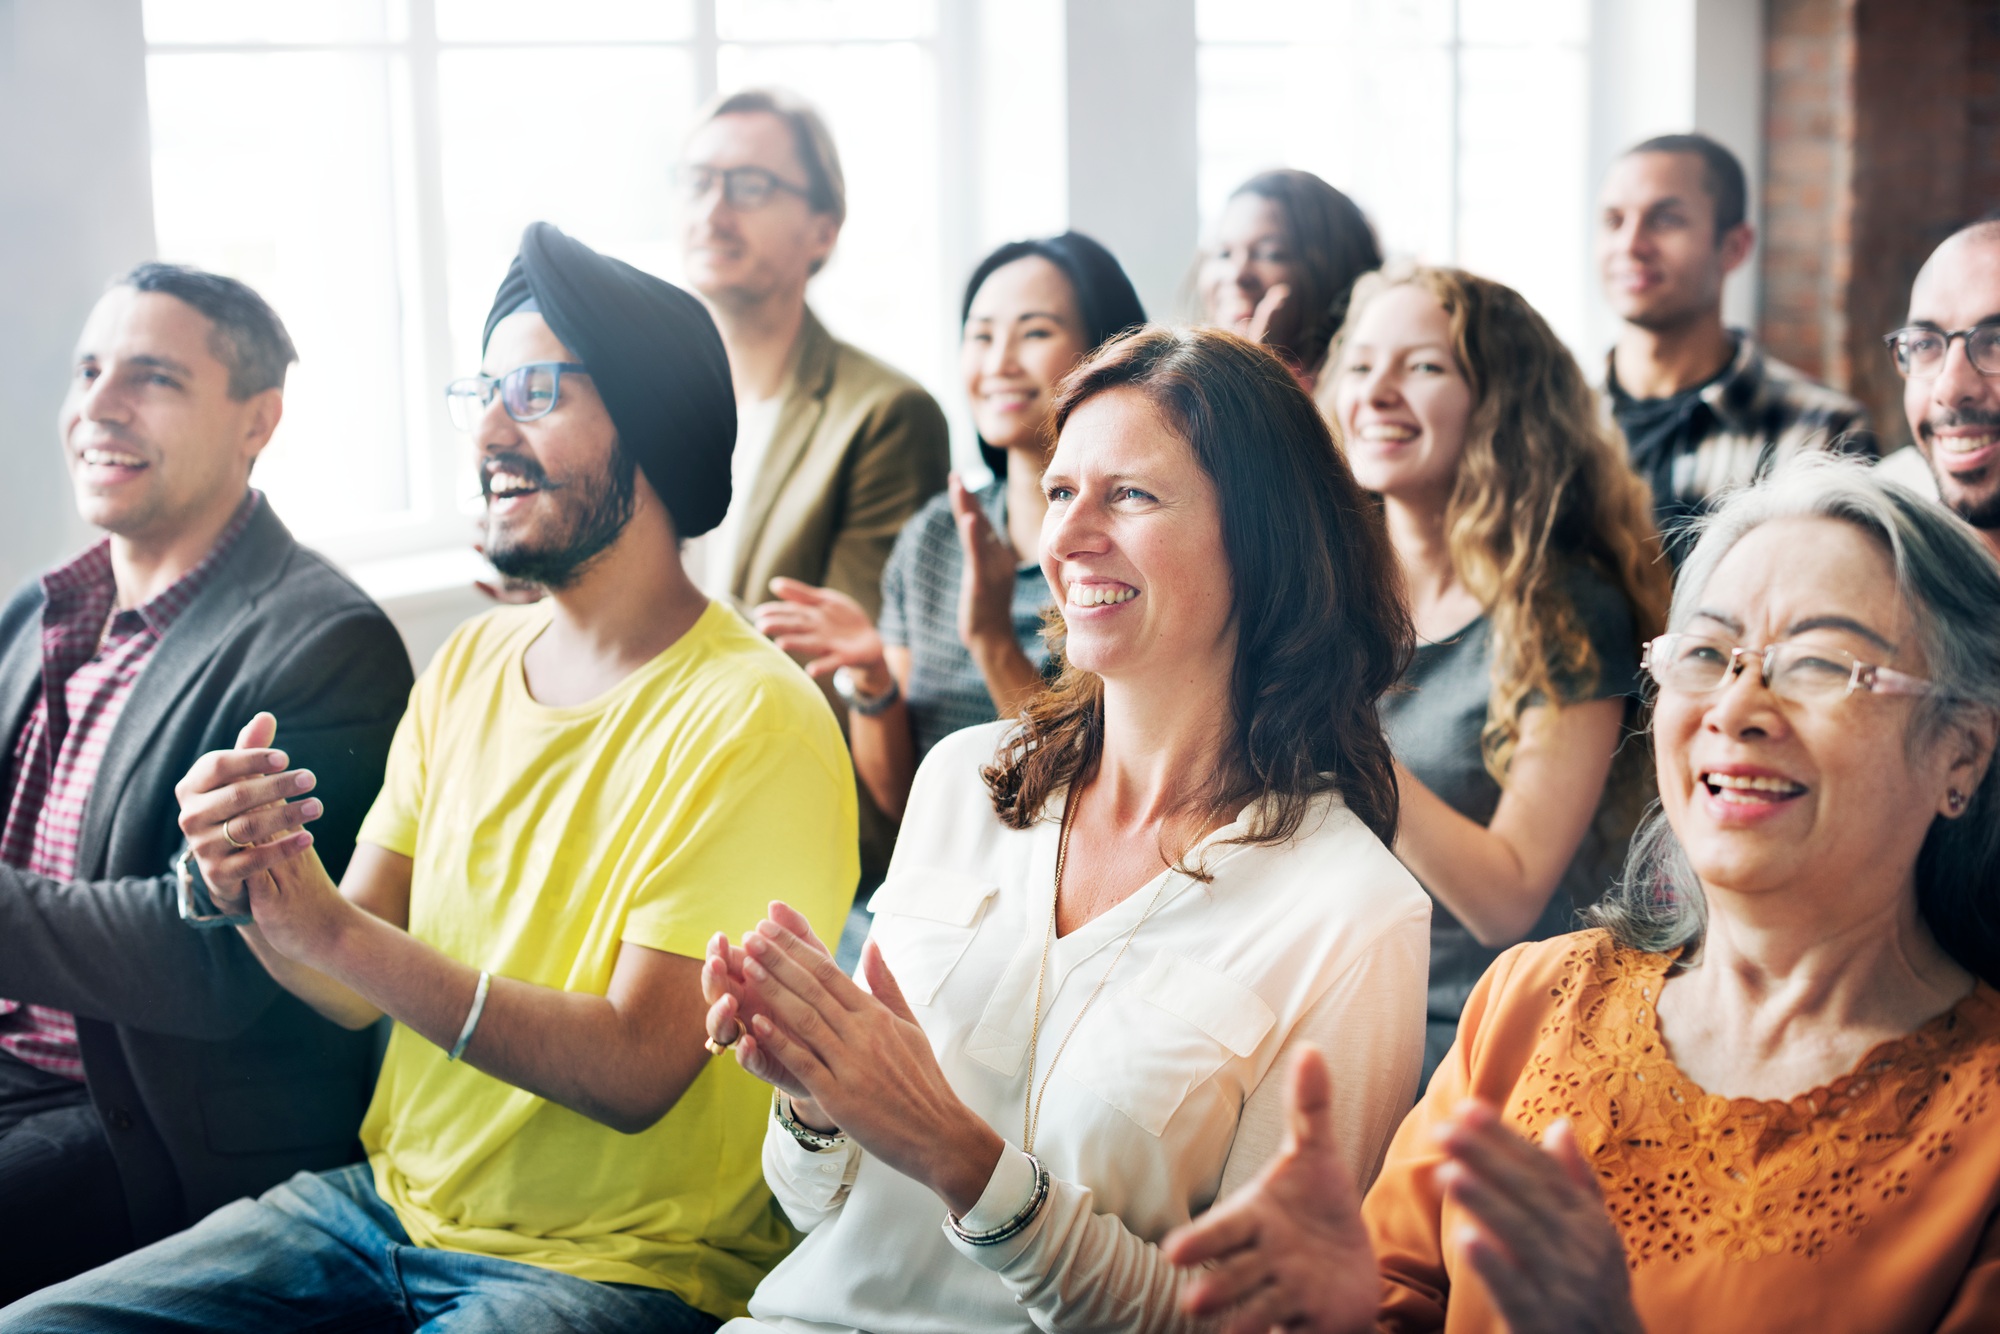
{"left": 0, "top": 263, "right": 411, "bottom": 1298}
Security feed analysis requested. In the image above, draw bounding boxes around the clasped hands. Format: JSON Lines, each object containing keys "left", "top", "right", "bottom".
{"left": 1163, "top": 1047, "right": 1644, "bottom": 1334}
{"left": 173, "top": 711, "right": 352, "bottom": 963}
{"left": 701, "top": 902, "right": 1004, "bottom": 1217}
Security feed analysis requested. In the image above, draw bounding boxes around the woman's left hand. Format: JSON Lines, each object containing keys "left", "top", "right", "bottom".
{"left": 949, "top": 473, "right": 1020, "bottom": 654}
{"left": 740, "top": 919, "right": 1005, "bottom": 1215}
{"left": 1435, "top": 1101, "right": 1644, "bottom": 1334}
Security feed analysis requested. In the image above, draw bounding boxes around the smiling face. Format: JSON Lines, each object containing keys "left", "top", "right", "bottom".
{"left": 1040, "top": 387, "right": 1236, "bottom": 691}
{"left": 1904, "top": 230, "right": 2000, "bottom": 530}
{"left": 1330, "top": 283, "right": 1475, "bottom": 508}
{"left": 961, "top": 256, "right": 1088, "bottom": 456}
{"left": 60, "top": 287, "right": 277, "bottom": 544}
{"left": 475, "top": 311, "right": 640, "bottom": 589}
{"left": 1198, "top": 192, "right": 1302, "bottom": 351}
{"left": 1596, "top": 150, "right": 1749, "bottom": 333}
{"left": 1655, "top": 516, "right": 1960, "bottom": 903}
{"left": 679, "top": 111, "right": 838, "bottom": 311}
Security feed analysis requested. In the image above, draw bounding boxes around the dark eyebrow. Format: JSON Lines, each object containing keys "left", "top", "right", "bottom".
{"left": 1908, "top": 315, "right": 2000, "bottom": 332}
{"left": 129, "top": 354, "right": 195, "bottom": 378}
{"left": 1787, "top": 614, "right": 1897, "bottom": 653}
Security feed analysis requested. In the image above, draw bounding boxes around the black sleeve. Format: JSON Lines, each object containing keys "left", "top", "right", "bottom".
{"left": 0, "top": 606, "right": 411, "bottom": 1042}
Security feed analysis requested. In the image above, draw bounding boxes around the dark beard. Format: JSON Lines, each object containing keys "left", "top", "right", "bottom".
{"left": 1921, "top": 407, "right": 2000, "bottom": 531}
{"left": 484, "top": 445, "right": 638, "bottom": 590}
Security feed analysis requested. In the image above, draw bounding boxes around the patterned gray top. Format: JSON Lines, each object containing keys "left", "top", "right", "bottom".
{"left": 878, "top": 479, "right": 1054, "bottom": 759}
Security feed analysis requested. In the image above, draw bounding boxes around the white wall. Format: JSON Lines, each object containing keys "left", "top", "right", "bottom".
{"left": 0, "top": 0, "right": 155, "bottom": 594}
{"left": 1064, "top": 0, "right": 1199, "bottom": 321}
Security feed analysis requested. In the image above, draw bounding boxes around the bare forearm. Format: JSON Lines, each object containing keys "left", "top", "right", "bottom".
{"left": 236, "top": 920, "right": 383, "bottom": 1030}
{"left": 1393, "top": 765, "right": 1548, "bottom": 947}
{"left": 849, "top": 705, "right": 919, "bottom": 820}
{"left": 293, "top": 907, "right": 700, "bottom": 1133}
{"left": 969, "top": 636, "right": 1043, "bottom": 719}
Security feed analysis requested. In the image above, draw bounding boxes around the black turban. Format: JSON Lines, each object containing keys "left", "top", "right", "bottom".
{"left": 483, "top": 222, "right": 736, "bottom": 539}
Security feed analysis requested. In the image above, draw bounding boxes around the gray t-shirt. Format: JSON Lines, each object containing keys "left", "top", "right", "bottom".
{"left": 1380, "top": 564, "right": 1640, "bottom": 1084}
{"left": 878, "top": 480, "right": 1054, "bottom": 759}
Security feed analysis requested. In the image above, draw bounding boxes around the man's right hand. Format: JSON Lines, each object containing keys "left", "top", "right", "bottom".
{"left": 174, "top": 712, "right": 323, "bottom": 911}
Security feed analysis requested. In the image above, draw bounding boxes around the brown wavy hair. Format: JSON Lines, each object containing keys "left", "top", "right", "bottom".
{"left": 1318, "top": 265, "right": 1670, "bottom": 781}
{"left": 981, "top": 326, "right": 1413, "bottom": 859}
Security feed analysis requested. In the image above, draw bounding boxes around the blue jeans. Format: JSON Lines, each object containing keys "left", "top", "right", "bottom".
{"left": 0, "top": 1162, "right": 721, "bottom": 1333}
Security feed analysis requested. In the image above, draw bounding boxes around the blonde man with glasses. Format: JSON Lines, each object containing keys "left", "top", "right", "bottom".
{"left": 677, "top": 88, "right": 949, "bottom": 888}
{"left": 1878, "top": 218, "right": 2000, "bottom": 564}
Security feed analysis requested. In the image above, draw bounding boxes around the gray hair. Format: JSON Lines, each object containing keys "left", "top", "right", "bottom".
{"left": 1590, "top": 455, "right": 2000, "bottom": 981}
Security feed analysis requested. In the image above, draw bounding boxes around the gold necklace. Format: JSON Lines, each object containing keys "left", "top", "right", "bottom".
{"left": 1020, "top": 792, "right": 1168, "bottom": 1155}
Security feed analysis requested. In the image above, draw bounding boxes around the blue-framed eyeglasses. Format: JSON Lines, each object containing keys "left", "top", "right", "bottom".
{"left": 444, "top": 361, "right": 588, "bottom": 431}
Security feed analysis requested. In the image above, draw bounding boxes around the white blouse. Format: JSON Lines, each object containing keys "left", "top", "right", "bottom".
{"left": 728, "top": 722, "right": 1431, "bottom": 1334}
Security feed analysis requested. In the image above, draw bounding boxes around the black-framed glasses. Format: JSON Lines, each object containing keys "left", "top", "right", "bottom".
{"left": 1641, "top": 633, "right": 1937, "bottom": 705}
{"left": 675, "top": 164, "right": 811, "bottom": 211}
{"left": 1883, "top": 324, "right": 2000, "bottom": 379}
{"left": 443, "top": 362, "right": 587, "bottom": 431}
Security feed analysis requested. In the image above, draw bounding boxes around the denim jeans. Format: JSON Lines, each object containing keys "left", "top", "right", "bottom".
{"left": 0, "top": 1162, "right": 722, "bottom": 1333}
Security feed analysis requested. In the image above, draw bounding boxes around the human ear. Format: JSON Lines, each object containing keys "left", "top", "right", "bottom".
{"left": 1937, "top": 710, "right": 1998, "bottom": 820}
{"left": 241, "top": 387, "right": 285, "bottom": 462}
{"left": 1719, "top": 221, "right": 1756, "bottom": 276}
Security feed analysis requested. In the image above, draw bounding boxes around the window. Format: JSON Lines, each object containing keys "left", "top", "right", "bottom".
{"left": 142, "top": 0, "right": 974, "bottom": 566}
{"left": 1197, "top": 0, "right": 1592, "bottom": 356}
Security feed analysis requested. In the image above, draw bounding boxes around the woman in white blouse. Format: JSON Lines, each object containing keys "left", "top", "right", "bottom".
{"left": 702, "top": 326, "right": 1433, "bottom": 1333}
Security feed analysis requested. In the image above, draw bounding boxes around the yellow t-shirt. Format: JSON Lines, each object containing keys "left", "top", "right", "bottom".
{"left": 355, "top": 600, "right": 858, "bottom": 1316}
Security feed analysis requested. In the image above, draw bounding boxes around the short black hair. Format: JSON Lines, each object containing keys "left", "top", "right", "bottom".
{"left": 116, "top": 262, "right": 298, "bottom": 399}
{"left": 1626, "top": 133, "right": 1748, "bottom": 239}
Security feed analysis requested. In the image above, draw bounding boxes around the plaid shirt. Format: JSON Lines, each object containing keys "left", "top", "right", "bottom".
{"left": 0, "top": 492, "right": 260, "bottom": 1079}
{"left": 1605, "top": 331, "right": 1876, "bottom": 558}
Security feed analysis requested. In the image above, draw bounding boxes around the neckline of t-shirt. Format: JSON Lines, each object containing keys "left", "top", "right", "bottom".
{"left": 1414, "top": 610, "right": 1486, "bottom": 649}
{"left": 504, "top": 599, "right": 725, "bottom": 719}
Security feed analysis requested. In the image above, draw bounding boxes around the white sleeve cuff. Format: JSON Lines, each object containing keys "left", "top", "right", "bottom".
{"left": 956, "top": 1142, "right": 1039, "bottom": 1233}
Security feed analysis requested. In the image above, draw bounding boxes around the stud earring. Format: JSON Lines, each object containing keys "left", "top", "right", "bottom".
{"left": 1948, "top": 789, "right": 1968, "bottom": 815}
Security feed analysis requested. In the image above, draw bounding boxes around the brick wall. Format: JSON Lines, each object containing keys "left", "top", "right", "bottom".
{"left": 1758, "top": 0, "right": 2000, "bottom": 451}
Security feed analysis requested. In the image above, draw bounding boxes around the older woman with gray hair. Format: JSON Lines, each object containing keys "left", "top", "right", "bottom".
{"left": 1163, "top": 456, "right": 2000, "bottom": 1334}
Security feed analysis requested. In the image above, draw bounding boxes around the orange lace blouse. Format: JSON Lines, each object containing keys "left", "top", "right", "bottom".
{"left": 1363, "top": 930, "right": 2000, "bottom": 1333}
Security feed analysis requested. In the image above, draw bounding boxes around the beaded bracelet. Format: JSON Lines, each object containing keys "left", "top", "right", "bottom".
{"left": 946, "top": 1153, "right": 1050, "bottom": 1247}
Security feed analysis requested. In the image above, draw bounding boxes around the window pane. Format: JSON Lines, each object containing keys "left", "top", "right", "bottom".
{"left": 435, "top": 0, "right": 693, "bottom": 43}
{"left": 1460, "top": 0, "right": 1588, "bottom": 46}
{"left": 1198, "top": 38, "right": 1454, "bottom": 269}
{"left": 436, "top": 48, "right": 699, "bottom": 385}
{"left": 719, "top": 0, "right": 935, "bottom": 42}
{"left": 143, "top": 0, "right": 403, "bottom": 44}
{"left": 715, "top": 42, "right": 945, "bottom": 415}
{"left": 147, "top": 51, "right": 412, "bottom": 535}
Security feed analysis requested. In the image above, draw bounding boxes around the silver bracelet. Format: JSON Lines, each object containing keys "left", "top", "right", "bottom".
{"left": 773, "top": 1091, "right": 848, "bottom": 1153}
{"left": 447, "top": 970, "right": 491, "bottom": 1062}
{"left": 947, "top": 1153, "right": 1050, "bottom": 1247}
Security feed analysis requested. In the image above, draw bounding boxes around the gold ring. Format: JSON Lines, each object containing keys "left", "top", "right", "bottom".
{"left": 704, "top": 1035, "right": 732, "bottom": 1056}
{"left": 221, "top": 818, "right": 251, "bottom": 849}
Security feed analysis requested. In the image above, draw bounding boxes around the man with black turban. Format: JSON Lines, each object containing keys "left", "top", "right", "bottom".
{"left": 11, "top": 224, "right": 860, "bottom": 1331}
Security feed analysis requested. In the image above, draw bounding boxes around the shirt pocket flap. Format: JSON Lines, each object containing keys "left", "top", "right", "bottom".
{"left": 1129, "top": 952, "right": 1277, "bottom": 1057}
{"left": 867, "top": 869, "right": 1000, "bottom": 928}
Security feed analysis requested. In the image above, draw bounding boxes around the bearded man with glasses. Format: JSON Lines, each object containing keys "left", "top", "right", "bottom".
{"left": 3, "top": 224, "right": 858, "bottom": 1332}
{"left": 677, "top": 88, "right": 948, "bottom": 891}
{"left": 1878, "top": 217, "right": 2000, "bottom": 565}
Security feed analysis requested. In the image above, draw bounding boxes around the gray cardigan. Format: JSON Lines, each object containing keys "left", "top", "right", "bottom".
{"left": 0, "top": 499, "right": 413, "bottom": 1244}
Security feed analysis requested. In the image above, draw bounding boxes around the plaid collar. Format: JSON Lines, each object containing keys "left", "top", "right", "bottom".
{"left": 40, "top": 490, "right": 263, "bottom": 640}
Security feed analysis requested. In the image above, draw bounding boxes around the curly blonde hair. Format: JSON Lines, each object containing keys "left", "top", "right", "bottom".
{"left": 1319, "top": 264, "right": 1670, "bottom": 782}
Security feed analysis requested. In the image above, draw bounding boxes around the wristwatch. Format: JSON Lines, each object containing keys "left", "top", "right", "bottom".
{"left": 833, "top": 666, "right": 901, "bottom": 717}
{"left": 175, "top": 845, "right": 254, "bottom": 929}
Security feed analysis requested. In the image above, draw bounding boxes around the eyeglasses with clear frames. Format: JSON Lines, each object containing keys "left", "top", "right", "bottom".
{"left": 674, "top": 164, "right": 811, "bottom": 211}
{"left": 1641, "top": 633, "right": 1938, "bottom": 705}
{"left": 1882, "top": 324, "right": 2000, "bottom": 379}
{"left": 443, "top": 361, "right": 587, "bottom": 432}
